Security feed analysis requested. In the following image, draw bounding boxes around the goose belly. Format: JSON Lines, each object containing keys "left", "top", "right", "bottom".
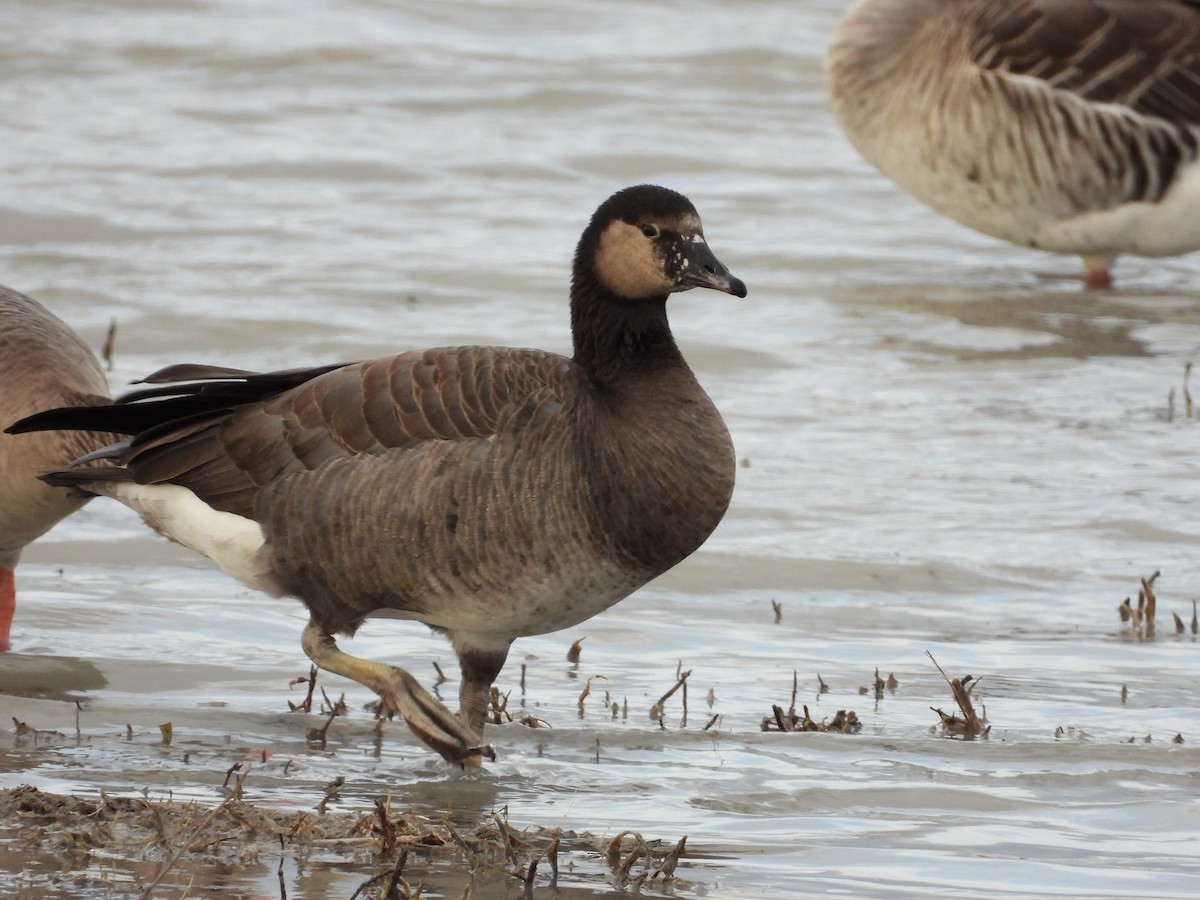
{"left": 886, "top": 147, "right": 1200, "bottom": 259}
{"left": 372, "top": 555, "right": 646, "bottom": 638}
{"left": 844, "top": 70, "right": 1200, "bottom": 260}
{"left": 1031, "top": 162, "right": 1200, "bottom": 258}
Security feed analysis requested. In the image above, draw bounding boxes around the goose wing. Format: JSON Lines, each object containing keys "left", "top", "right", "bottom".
{"left": 970, "top": 0, "right": 1200, "bottom": 122}
{"left": 22, "top": 347, "right": 580, "bottom": 522}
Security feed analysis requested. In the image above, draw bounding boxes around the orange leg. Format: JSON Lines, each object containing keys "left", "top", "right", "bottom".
{"left": 1082, "top": 255, "right": 1114, "bottom": 290}
{"left": 0, "top": 568, "right": 15, "bottom": 652}
{"left": 1083, "top": 267, "right": 1113, "bottom": 290}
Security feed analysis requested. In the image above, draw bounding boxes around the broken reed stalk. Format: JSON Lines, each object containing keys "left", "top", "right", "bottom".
{"left": 381, "top": 848, "right": 409, "bottom": 900}
{"left": 927, "top": 651, "right": 985, "bottom": 737}
{"left": 307, "top": 708, "right": 339, "bottom": 747}
{"left": 277, "top": 835, "right": 287, "bottom": 900}
{"left": 566, "top": 637, "right": 585, "bottom": 664}
{"left": 546, "top": 835, "right": 559, "bottom": 883}
{"left": 577, "top": 674, "right": 607, "bottom": 714}
{"left": 648, "top": 669, "right": 692, "bottom": 720}
{"left": 287, "top": 665, "right": 319, "bottom": 713}
{"left": 1186, "top": 361, "right": 1194, "bottom": 417}
{"left": 655, "top": 836, "right": 686, "bottom": 881}
{"left": 140, "top": 796, "right": 233, "bottom": 899}
{"left": 493, "top": 812, "right": 519, "bottom": 869}
{"left": 101, "top": 318, "right": 118, "bottom": 371}
{"left": 1142, "top": 572, "right": 1159, "bottom": 623}
{"left": 374, "top": 797, "right": 396, "bottom": 855}
{"left": 316, "top": 776, "right": 345, "bottom": 815}
{"left": 431, "top": 661, "right": 448, "bottom": 684}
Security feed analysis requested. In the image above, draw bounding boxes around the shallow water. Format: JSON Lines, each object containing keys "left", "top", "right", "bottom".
{"left": 2, "top": 0, "right": 1200, "bottom": 897}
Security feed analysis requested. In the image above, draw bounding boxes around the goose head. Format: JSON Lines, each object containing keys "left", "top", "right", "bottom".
{"left": 580, "top": 185, "right": 747, "bottom": 302}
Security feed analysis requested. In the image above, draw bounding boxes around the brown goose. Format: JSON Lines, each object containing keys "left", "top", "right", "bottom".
{"left": 10, "top": 185, "right": 747, "bottom": 764}
{"left": 825, "top": 0, "right": 1200, "bottom": 288}
{"left": 0, "top": 285, "right": 111, "bottom": 651}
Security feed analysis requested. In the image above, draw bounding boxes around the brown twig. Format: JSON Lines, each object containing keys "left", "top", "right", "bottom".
{"left": 928, "top": 651, "right": 985, "bottom": 737}
{"left": 140, "top": 796, "right": 232, "bottom": 898}
{"left": 648, "top": 669, "right": 691, "bottom": 720}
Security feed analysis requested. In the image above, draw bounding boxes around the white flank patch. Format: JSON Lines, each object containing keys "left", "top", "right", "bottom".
{"left": 105, "top": 483, "right": 281, "bottom": 595}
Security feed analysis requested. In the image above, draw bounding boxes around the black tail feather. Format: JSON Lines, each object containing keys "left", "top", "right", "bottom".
{"left": 6, "top": 360, "right": 350, "bottom": 438}
{"left": 38, "top": 466, "right": 135, "bottom": 496}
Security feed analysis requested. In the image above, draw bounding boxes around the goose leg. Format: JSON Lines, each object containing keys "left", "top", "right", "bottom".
{"left": 300, "top": 620, "right": 494, "bottom": 766}
{"left": 455, "top": 644, "right": 512, "bottom": 737}
{"left": 1082, "top": 254, "right": 1114, "bottom": 290}
{"left": 0, "top": 568, "right": 14, "bottom": 652}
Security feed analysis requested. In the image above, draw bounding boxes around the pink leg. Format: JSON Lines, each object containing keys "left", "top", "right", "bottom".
{"left": 0, "top": 568, "right": 14, "bottom": 652}
{"left": 1083, "top": 267, "right": 1113, "bottom": 290}
{"left": 1081, "top": 254, "right": 1114, "bottom": 290}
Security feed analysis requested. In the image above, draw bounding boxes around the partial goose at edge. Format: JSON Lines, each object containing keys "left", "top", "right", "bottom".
{"left": 0, "top": 286, "right": 112, "bottom": 652}
{"left": 825, "top": 0, "right": 1200, "bottom": 288}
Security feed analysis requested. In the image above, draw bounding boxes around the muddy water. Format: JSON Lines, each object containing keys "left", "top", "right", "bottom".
{"left": 2, "top": 1, "right": 1200, "bottom": 897}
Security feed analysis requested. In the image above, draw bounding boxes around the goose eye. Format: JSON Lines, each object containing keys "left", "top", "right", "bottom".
{"left": 640, "top": 223, "right": 660, "bottom": 238}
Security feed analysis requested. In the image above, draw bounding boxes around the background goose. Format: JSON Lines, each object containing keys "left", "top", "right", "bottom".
{"left": 824, "top": 0, "right": 1200, "bottom": 288}
{"left": 9, "top": 184, "right": 747, "bottom": 765}
{"left": 0, "top": 286, "right": 111, "bottom": 652}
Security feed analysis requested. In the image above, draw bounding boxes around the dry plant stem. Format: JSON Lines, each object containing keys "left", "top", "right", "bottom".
{"left": 566, "top": 637, "right": 585, "bottom": 663}
{"left": 221, "top": 763, "right": 242, "bottom": 791}
{"left": 446, "top": 823, "right": 475, "bottom": 873}
{"left": 547, "top": 835, "right": 559, "bottom": 883}
{"left": 375, "top": 797, "right": 396, "bottom": 855}
{"left": 140, "top": 796, "right": 232, "bottom": 899}
{"left": 382, "top": 848, "right": 409, "bottom": 900}
{"left": 101, "top": 318, "right": 118, "bottom": 371}
{"left": 927, "top": 651, "right": 984, "bottom": 735}
{"left": 655, "top": 835, "right": 686, "bottom": 880}
{"left": 1142, "top": 573, "right": 1159, "bottom": 622}
{"left": 307, "top": 708, "right": 338, "bottom": 747}
{"left": 277, "top": 836, "right": 287, "bottom": 900}
{"left": 317, "top": 776, "right": 345, "bottom": 815}
{"left": 605, "top": 831, "right": 637, "bottom": 869}
{"left": 518, "top": 852, "right": 541, "bottom": 886}
{"left": 649, "top": 669, "right": 692, "bottom": 719}
{"left": 288, "top": 666, "right": 319, "bottom": 713}
{"left": 577, "top": 674, "right": 606, "bottom": 713}
{"left": 771, "top": 705, "right": 791, "bottom": 732}
{"left": 493, "top": 812, "right": 519, "bottom": 869}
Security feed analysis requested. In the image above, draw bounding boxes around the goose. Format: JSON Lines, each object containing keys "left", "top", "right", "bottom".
{"left": 0, "top": 285, "right": 111, "bottom": 652}
{"left": 824, "top": 0, "right": 1200, "bottom": 288}
{"left": 9, "top": 185, "right": 747, "bottom": 764}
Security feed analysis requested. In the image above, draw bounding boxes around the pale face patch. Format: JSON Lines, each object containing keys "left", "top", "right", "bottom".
{"left": 594, "top": 214, "right": 705, "bottom": 300}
